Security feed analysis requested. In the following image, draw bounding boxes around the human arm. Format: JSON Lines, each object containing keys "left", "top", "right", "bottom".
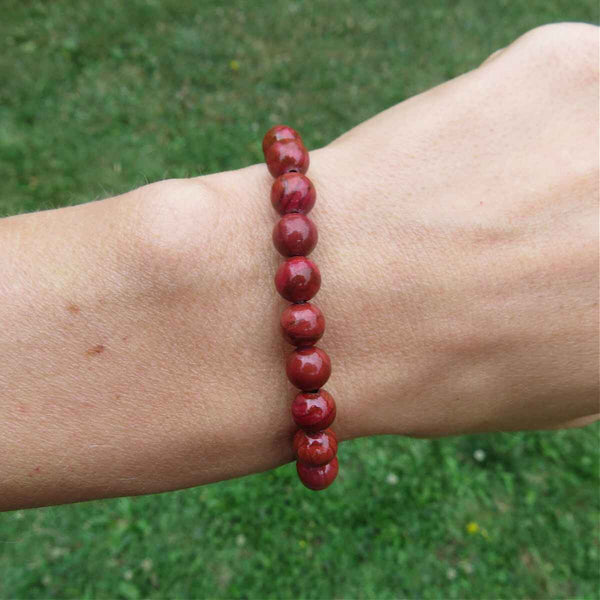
{"left": 1, "top": 23, "right": 598, "bottom": 511}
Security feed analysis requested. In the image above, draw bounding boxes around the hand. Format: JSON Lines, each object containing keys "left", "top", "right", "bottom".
{"left": 198, "top": 22, "right": 598, "bottom": 440}
{"left": 307, "top": 22, "right": 600, "bottom": 437}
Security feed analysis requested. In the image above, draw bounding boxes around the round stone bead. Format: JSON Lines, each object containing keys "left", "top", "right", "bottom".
{"left": 280, "top": 302, "right": 324, "bottom": 346}
{"left": 293, "top": 428, "right": 338, "bottom": 467}
{"left": 291, "top": 389, "right": 336, "bottom": 431}
{"left": 274, "top": 257, "right": 321, "bottom": 303}
{"left": 265, "top": 139, "right": 310, "bottom": 178}
{"left": 271, "top": 173, "right": 316, "bottom": 215}
{"left": 272, "top": 214, "right": 318, "bottom": 257}
{"left": 262, "top": 125, "right": 301, "bottom": 155}
{"left": 286, "top": 346, "right": 331, "bottom": 390}
{"left": 296, "top": 457, "right": 339, "bottom": 491}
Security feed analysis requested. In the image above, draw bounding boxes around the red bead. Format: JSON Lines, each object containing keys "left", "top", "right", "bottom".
{"left": 293, "top": 428, "right": 338, "bottom": 466}
{"left": 291, "top": 389, "right": 336, "bottom": 431}
{"left": 265, "top": 139, "right": 310, "bottom": 178}
{"left": 271, "top": 173, "right": 316, "bottom": 215}
{"left": 272, "top": 214, "right": 318, "bottom": 257}
{"left": 262, "top": 125, "right": 301, "bottom": 156}
{"left": 280, "top": 302, "right": 325, "bottom": 346}
{"left": 274, "top": 256, "right": 321, "bottom": 303}
{"left": 286, "top": 346, "right": 331, "bottom": 390}
{"left": 296, "top": 457, "right": 339, "bottom": 491}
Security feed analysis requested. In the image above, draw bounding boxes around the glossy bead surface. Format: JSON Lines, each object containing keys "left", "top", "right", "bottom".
{"left": 291, "top": 389, "right": 336, "bottom": 431}
{"left": 265, "top": 139, "right": 310, "bottom": 178}
{"left": 280, "top": 302, "right": 324, "bottom": 346}
{"left": 271, "top": 173, "right": 316, "bottom": 215}
{"left": 274, "top": 257, "right": 321, "bottom": 303}
{"left": 286, "top": 346, "right": 331, "bottom": 390}
{"left": 297, "top": 457, "right": 339, "bottom": 491}
{"left": 272, "top": 213, "right": 318, "bottom": 257}
{"left": 262, "top": 125, "right": 300, "bottom": 155}
{"left": 294, "top": 428, "right": 338, "bottom": 466}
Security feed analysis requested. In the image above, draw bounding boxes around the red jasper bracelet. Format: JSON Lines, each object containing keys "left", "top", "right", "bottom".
{"left": 263, "top": 125, "right": 339, "bottom": 491}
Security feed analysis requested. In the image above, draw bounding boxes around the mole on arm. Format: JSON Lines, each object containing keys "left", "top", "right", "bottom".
{"left": 86, "top": 344, "right": 105, "bottom": 356}
{"left": 67, "top": 303, "right": 81, "bottom": 314}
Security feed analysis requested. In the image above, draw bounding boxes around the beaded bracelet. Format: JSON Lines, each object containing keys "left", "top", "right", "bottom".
{"left": 262, "top": 125, "right": 338, "bottom": 491}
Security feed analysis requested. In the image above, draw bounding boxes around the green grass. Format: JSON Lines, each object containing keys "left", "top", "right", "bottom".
{"left": 1, "top": 1, "right": 598, "bottom": 598}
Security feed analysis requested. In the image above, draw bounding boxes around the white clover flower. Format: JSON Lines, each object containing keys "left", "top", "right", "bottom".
{"left": 386, "top": 473, "right": 399, "bottom": 485}
{"left": 473, "top": 449, "right": 486, "bottom": 462}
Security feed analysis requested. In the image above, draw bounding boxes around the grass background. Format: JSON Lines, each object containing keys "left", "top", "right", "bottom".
{"left": 0, "top": 1, "right": 598, "bottom": 598}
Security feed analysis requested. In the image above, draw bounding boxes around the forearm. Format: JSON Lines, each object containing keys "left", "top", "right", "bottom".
{"left": 0, "top": 155, "right": 409, "bottom": 510}
{"left": 0, "top": 180, "right": 290, "bottom": 510}
{"left": 1, "top": 165, "right": 390, "bottom": 510}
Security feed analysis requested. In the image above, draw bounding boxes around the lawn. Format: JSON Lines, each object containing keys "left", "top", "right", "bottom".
{"left": 0, "top": 1, "right": 598, "bottom": 598}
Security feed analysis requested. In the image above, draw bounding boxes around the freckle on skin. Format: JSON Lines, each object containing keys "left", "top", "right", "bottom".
{"left": 67, "top": 304, "right": 81, "bottom": 314}
{"left": 86, "top": 344, "right": 105, "bottom": 356}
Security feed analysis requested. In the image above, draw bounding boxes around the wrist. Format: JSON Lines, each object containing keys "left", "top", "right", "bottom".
{"left": 165, "top": 152, "right": 443, "bottom": 442}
